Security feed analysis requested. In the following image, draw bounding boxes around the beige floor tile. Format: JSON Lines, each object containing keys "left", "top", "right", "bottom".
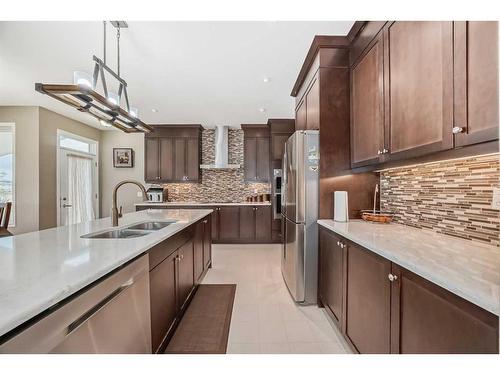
{"left": 319, "top": 341, "right": 349, "bottom": 354}
{"left": 283, "top": 319, "right": 317, "bottom": 343}
{"left": 258, "top": 319, "right": 288, "bottom": 343}
{"left": 260, "top": 342, "right": 292, "bottom": 354}
{"left": 290, "top": 342, "right": 324, "bottom": 354}
{"left": 229, "top": 321, "right": 260, "bottom": 343}
{"left": 227, "top": 342, "right": 260, "bottom": 354}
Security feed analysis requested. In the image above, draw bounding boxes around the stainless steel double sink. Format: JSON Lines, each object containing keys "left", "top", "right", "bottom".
{"left": 81, "top": 220, "right": 177, "bottom": 239}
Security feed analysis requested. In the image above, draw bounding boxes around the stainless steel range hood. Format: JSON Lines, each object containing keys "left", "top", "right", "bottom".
{"left": 200, "top": 126, "right": 240, "bottom": 169}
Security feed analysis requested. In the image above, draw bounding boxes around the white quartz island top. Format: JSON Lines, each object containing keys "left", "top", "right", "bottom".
{"left": 135, "top": 201, "right": 271, "bottom": 206}
{"left": 0, "top": 209, "right": 212, "bottom": 338}
{"left": 317, "top": 219, "right": 500, "bottom": 316}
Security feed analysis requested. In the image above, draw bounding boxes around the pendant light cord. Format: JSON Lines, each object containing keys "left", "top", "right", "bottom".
{"left": 117, "top": 25, "right": 121, "bottom": 77}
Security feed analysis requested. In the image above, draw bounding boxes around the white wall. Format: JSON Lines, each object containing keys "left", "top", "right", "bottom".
{"left": 100, "top": 131, "right": 146, "bottom": 218}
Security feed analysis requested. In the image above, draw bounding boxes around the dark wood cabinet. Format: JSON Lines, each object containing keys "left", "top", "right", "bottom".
{"left": 255, "top": 206, "right": 272, "bottom": 242}
{"left": 202, "top": 216, "right": 212, "bottom": 269}
{"left": 390, "top": 264, "right": 499, "bottom": 354}
{"left": 242, "top": 124, "right": 270, "bottom": 182}
{"left": 176, "top": 240, "right": 194, "bottom": 311}
{"left": 346, "top": 242, "right": 391, "bottom": 354}
{"left": 351, "top": 33, "right": 384, "bottom": 168}
{"left": 305, "top": 77, "right": 320, "bottom": 130}
{"left": 193, "top": 221, "right": 204, "bottom": 283}
{"left": 218, "top": 206, "right": 240, "bottom": 242}
{"left": 319, "top": 227, "right": 499, "bottom": 354}
{"left": 149, "top": 250, "right": 177, "bottom": 353}
{"left": 144, "top": 125, "right": 202, "bottom": 183}
{"left": 239, "top": 206, "right": 255, "bottom": 240}
{"left": 318, "top": 228, "right": 344, "bottom": 324}
{"left": 296, "top": 99, "right": 307, "bottom": 131}
{"left": 454, "top": 21, "right": 499, "bottom": 147}
{"left": 145, "top": 138, "right": 160, "bottom": 182}
{"left": 384, "top": 21, "right": 454, "bottom": 160}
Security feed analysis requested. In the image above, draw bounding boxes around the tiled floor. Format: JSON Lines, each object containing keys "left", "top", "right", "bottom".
{"left": 202, "top": 243, "right": 353, "bottom": 354}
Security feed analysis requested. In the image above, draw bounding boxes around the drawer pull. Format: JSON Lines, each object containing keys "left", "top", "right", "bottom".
{"left": 388, "top": 273, "right": 398, "bottom": 282}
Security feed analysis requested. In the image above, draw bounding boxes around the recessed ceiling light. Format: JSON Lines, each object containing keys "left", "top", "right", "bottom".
{"left": 263, "top": 77, "right": 270, "bottom": 83}
{"left": 258, "top": 108, "right": 267, "bottom": 113}
{"left": 151, "top": 108, "right": 158, "bottom": 113}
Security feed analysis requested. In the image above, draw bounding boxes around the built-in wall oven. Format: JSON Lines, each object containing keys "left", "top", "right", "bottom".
{"left": 273, "top": 169, "right": 282, "bottom": 220}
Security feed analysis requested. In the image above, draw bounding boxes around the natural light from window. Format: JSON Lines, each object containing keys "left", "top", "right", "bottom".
{"left": 0, "top": 123, "right": 15, "bottom": 226}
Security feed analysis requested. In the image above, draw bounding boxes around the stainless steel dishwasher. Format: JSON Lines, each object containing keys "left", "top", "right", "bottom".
{"left": 0, "top": 255, "right": 151, "bottom": 354}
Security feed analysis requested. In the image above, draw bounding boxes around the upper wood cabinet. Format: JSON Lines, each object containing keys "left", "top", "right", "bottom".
{"left": 351, "top": 33, "right": 385, "bottom": 168}
{"left": 144, "top": 125, "right": 202, "bottom": 183}
{"left": 454, "top": 21, "right": 499, "bottom": 147}
{"left": 242, "top": 124, "right": 270, "bottom": 182}
{"left": 350, "top": 21, "right": 498, "bottom": 169}
{"left": 268, "top": 119, "right": 295, "bottom": 162}
{"left": 385, "top": 21, "right": 454, "bottom": 160}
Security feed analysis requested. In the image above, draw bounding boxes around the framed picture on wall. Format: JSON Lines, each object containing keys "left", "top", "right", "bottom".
{"left": 113, "top": 148, "right": 134, "bottom": 168}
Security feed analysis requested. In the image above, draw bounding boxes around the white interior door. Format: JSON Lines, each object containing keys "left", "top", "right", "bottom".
{"left": 59, "top": 149, "right": 98, "bottom": 226}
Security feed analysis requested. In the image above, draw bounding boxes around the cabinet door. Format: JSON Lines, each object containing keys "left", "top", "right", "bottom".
{"left": 159, "top": 138, "right": 174, "bottom": 181}
{"left": 185, "top": 137, "right": 199, "bottom": 182}
{"left": 385, "top": 21, "right": 453, "bottom": 160}
{"left": 390, "top": 264, "right": 499, "bottom": 354}
{"left": 177, "top": 240, "right": 194, "bottom": 311}
{"left": 319, "top": 229, "right": 343, "bottom": 324}
{"left": 145, "top": 138, "right": 159, "bottom": 182}
{"left": 346, "top": 243, "right": 391, "bottom": 353}
{"left": 454, "top": 21, "right": 499, "bottom": 147}
{"left": 305, "top": 77, "right": 320, "bottom": 130}
{"left": 296, "top": 99, "right": 307, "bottom": 130}
{"left": 244, "top": 138, "right": 257, "bottom": 181}
{"left": 203, "top": 216, "right": 212, "bottom": 269}
{"left": 239, "top": 206, "right": 255, "bottom": 241}
{"left": 218, "top": 206, "right": 240, "bottom": 242}
{"left": 211, "top": 209, "right": 219, "bottom": 241}
{"left": 256, "top": 137, "right": 270, "bottom": 181}
{"left": 193, "top": 222, "right": 204, "bottom": 283}
{"left": 255, "top": 206, "right": 272, "bottom": 242}
{"left": 149, "top": 251, "right": 177, "bottom": 353}
{"left": 271, "top": 133, "right": 292, "bottom": 161}
{"left": 173, "top": 138, "right": 186, "bottom": 181}
{"left": 351, "top": 35, "right": 384, "bottom": 168}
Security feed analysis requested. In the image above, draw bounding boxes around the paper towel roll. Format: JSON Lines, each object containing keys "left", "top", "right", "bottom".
{"left": 334, "top": 191, "right": 349, "bottom": 222}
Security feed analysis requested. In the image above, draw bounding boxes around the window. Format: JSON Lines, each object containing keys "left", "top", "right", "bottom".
{"left": 0, "top": 123, "right": 15, "bottom": 226}
{"left": 59, "top": 132, "right": 97, "bottom": 155}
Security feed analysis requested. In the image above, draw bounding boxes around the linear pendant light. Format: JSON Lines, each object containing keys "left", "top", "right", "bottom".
{"left": 35, "top": 21, "right": 153, "bottom": 133}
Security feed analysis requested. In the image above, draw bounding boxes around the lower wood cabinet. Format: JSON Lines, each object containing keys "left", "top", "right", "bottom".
{"left": 148, "top": 217, "right": 212, "bottom": 353}
{"left": 318, "top": 228, "right": 344, "bottom": 324}
{"left": 149, "top": 249, "right": 179, "bottom": 353}
{"left": 345, "top": 242, "right": 392, "bottom": 354}
{"left": 218, "top": 206, "right": 240, "bottom": 242}
{"left": 390, "top": 264, "right": 499, "bottom": 354}
{"left": 319, "top": 228, "right": 499, "bottom": 354}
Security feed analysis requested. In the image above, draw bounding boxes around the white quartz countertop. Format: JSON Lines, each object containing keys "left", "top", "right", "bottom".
{"left": 0, "top": 209, "right": 212, "bottom": 338}
{"left": 135, "top": 201, "right": 272, "bottom": 206}
{"left": 317, "top": 219, "right": 500, "bottom": 316}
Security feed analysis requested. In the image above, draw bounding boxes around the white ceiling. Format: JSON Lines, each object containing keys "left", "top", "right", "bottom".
{"left": 0, "top": 21, "right": 354, "bottom": 129}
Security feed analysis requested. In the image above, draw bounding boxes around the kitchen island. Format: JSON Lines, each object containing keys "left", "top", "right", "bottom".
{"left": 0, "top": 208, "right": 212, "bottom": 352}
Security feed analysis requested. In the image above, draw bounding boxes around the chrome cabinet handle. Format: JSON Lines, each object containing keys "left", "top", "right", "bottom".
{"left": 382, "top": 148, "right": 389, "bottom": 154}
{"left": 452, "top": 126, "right": 464, "bottom": 134}
{"left": 336, "top": 241, "right": 340, "bottom": 246}
{"left": 377, "top": 150, "right": 382, "bottom": 155}
{"left": 388, "top": 273, "right": 398, "bottom": 282}
{"left": 62, "top": 203, "right": 73, "bottom": 208}
{"left": 203, "top": 220, "right": 208, "bottom": 224}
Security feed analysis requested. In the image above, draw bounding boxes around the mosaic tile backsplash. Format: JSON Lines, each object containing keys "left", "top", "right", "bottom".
{"left": 380, "top": 153, "right": 500, "bottom": 247}
{"left": 163, "top": 128, "right": 270, "bottom": 202}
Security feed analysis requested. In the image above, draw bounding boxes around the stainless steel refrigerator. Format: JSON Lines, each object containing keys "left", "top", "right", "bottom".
{"left": 281, "top": 130, "right": 319, "bottom": 304}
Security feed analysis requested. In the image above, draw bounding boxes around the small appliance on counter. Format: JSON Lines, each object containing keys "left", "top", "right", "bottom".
{"left": 147, "top": 186, "right": 167, "bottom": 202}
{"left": 333, "top": 191, "right": 349, "bottom": 222}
